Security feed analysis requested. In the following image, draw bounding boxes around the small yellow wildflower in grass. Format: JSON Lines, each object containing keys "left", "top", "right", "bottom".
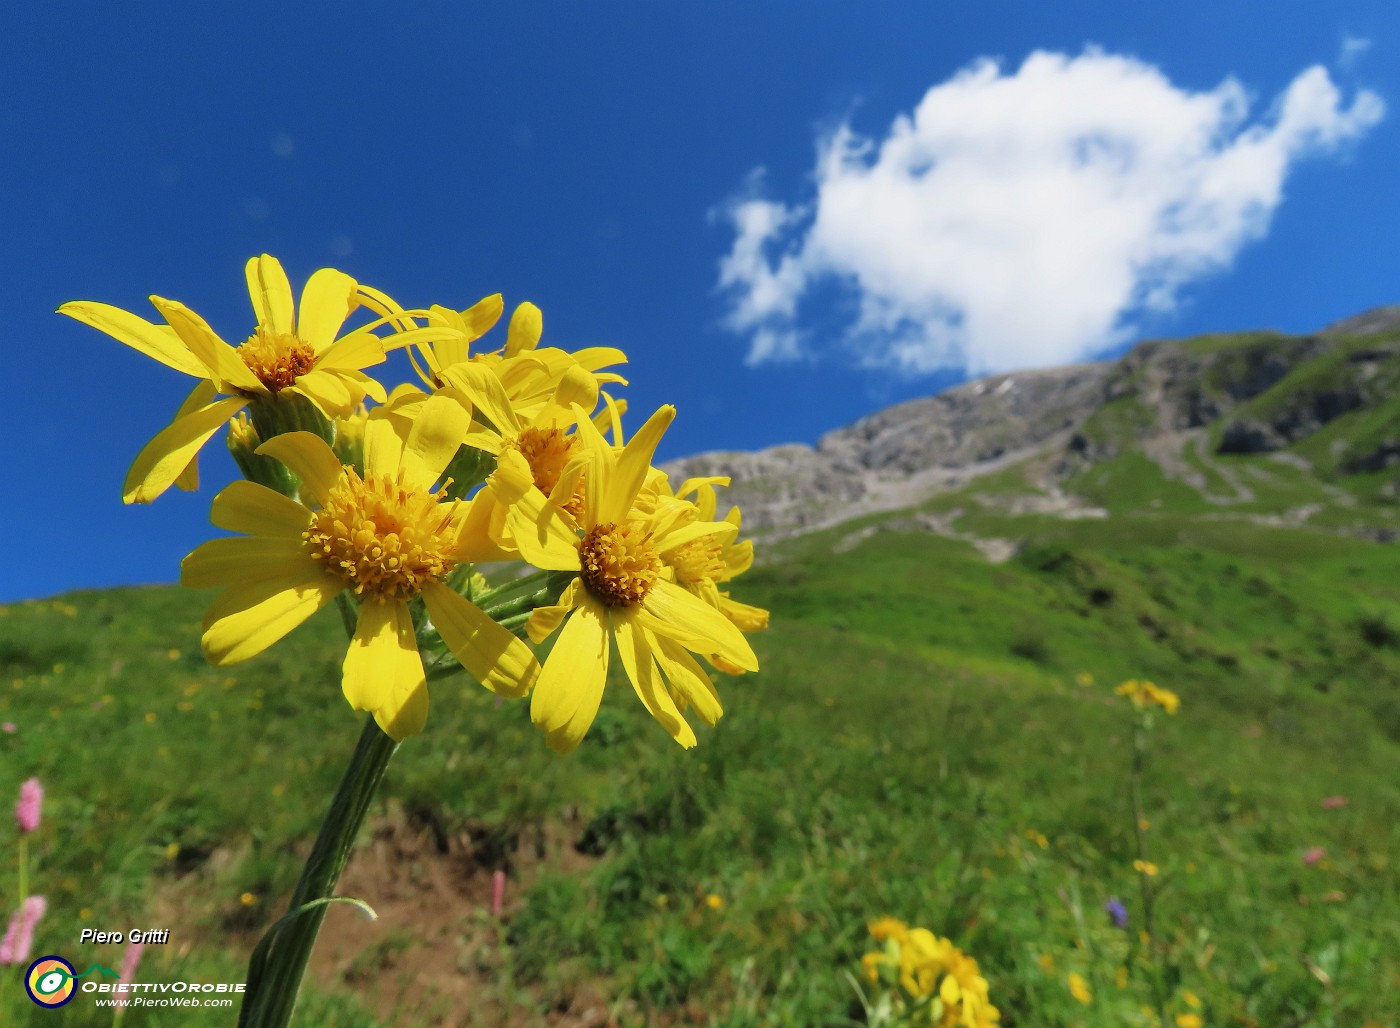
{"left": 859, "top": 918, "right": 1000, "bottom": 1026}
{"left": 1182, "top": 990, "right": 1201, "bottom": 1009}
{"left": 498, "top": 405, "right": 758, "bottom": 752}
{"left": 1068, "top": 971, "right": 1092, "bottom": 1004}
{"left": 180, "top": 394, "right": 540, "bottom": 740}
{"left": 1175, "top": 1015, "right": 1203, "bottom": 1028}
{"left": 59, "top": 255, "right": 446, "bottom": 503}
{"left": 239, "top": 892, "right": 257, "bottom": 907}
{"left": 1134, "top": 859, "right": 1159, "bottom": 876}
{"left": 1115, "top": 679, "right": 1180, "bottom": 714}
{"left": 704, "top": 894, "right": 724, "bottom": 910}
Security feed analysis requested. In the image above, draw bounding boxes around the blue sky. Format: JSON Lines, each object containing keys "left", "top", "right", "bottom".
{"left": 5, "top": 2, "right": 1399, "bottom": 601}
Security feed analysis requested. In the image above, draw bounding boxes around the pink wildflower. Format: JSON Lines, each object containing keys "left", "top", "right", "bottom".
{"left": 491, "top": 870, "right": 506, "bottom": 917}
{"left": 114, "top": 940, "right": 146, "bottom": 1007}
{"left": 1302, "top": 846, "right": 1327, "bottom": 866}
{"left": 1321, "top": 796, "right": 1348, "bottom": 810}
{"left": 0, "top": 896, "right": 47, "bottom": 965}
{"left": 15, "top": 778, "right": 42, "bottom": 834}
{"left": 1, "top": 723, "right": 15, "bottom": 734}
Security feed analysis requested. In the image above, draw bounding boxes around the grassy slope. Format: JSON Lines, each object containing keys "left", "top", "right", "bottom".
{"left": 3, "top": 512, "right": 1400, "bottom": 1026}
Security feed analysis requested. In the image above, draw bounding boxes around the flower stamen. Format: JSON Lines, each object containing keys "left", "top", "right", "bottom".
{"left": 303, "top": 468, "right": 458, "bottom": 601}
{"left": 238, "top": 327, "right": 317, "bottom": 392}
{"left": 579, "top": 522, "right": 660, "bottom": 607}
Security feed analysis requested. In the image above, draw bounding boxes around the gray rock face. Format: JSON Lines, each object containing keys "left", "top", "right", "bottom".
{"left": 664, "top": 307, "right": 1400, "bottom": 538}
{"left": 666, "top": 364, "right": 1114, "bottom": 534}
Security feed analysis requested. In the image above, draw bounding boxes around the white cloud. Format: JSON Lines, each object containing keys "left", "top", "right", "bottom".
{"left": 716, "top": 50, "right": 1384, "bottom": 375}
{"left": 1339, "top": 34, "right": 1372, "bottom": 71}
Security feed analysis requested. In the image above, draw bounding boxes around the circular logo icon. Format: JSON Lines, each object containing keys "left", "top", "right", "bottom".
{"left": 25, "top": 955, "right": 77, "bottom": 1008}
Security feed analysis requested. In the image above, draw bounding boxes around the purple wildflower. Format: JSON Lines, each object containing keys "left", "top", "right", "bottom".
{"left": 1104, "top": 896, "right": 1129, "bottom": 929}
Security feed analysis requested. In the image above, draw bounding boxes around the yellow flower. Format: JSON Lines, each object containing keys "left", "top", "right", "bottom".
{"left": 1182, "top": 989, "right": 1201, "bottom": 1009}
{"left": 704, "top": 893, "right": 724, "bottom": 910}
{"left": 665, "top": 477, "right": 768, "bottom": 636}
{"left": 59, "top": 255, "right": 440, "bottom": 503}
{"left": 1134, "top": 859, "right": 1159, "bottom": 876}
{"left": 1068, "top": 971, "right": 1092, "bottom": 1004}
{"left": 868, "top": 916, "right": 910, "bottom": 942}
{"left": 361, "top": 290, "right": 628, "bottom": 424}
{"left": 1115, "top": 679, "right": 1181, "bottom": 714}
{"left": 498, "top": 405, "right": 758, "bottom": 752}
{"left": 180, "top": 395, "right": 540, "bottom": 740}
{"left": 860, "top": 921, "right": 999, "bottom": 1026}
{"left": 1175, "top": 1015, "right": 1203, "bottom": 1028}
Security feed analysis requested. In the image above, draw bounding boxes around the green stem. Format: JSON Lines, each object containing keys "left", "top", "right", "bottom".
{"left": 1129, "top": 719, "right": 1169, "bottom": 1028}
{"left": 238, "top": 716, "right": 397, "bottom": 1027}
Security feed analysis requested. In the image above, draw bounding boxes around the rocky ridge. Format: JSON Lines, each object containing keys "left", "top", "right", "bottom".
{"left": 664, "top": 306, "right": 1400, "bottom": 545}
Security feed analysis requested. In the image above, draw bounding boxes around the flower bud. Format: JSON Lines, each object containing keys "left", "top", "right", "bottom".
{"left": 15, "top": 778, "right": 42, "bottom": 834}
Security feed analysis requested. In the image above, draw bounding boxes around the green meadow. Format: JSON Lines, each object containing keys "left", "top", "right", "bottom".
{"left": 3, "top": 492, "right": 1400, "bottom": 1025}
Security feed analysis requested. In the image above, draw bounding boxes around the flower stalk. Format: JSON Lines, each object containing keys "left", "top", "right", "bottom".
{"left": 238, "top": 716, "right": 397, "bottom": 1027}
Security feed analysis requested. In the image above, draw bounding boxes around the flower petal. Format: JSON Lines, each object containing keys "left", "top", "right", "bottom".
{"left": 211, "top": 480, "right": 313, "bottom": 538}
{"left": 298, "top": 268, "right": 358, "bottom": 353}
{"left": 202, "top": 566, "right": 341, "bottom": 665}
{"left": 315, "top": 330, "right": 386, "bottom": 372}
{"left": 335, "top": 368, "right": 389, "bottom": 405}
{"left": 171, "top": 380, "right": 219, "bottom": 492}
{"left": 653, "top": 633, "right": 724, "bottom": 725}
{"left": 255, "top": 431, "right": 345, "bottom": 507}
{"left": 181, "top": 537, "right": 314, "bottom": 589}
{"left": 343, "top": 600, "right": 428, "bottom": 740}
{"left": 422, "top": 581, "right": 540, "bottom": 698}
{"left": 504, "top": 301, "right": 542, "bottom": 357}
{"left": 438, "top": 362, "right": 520, "bottom": 436}
{"left": 123, "top": 396, "right": 249, "bottom": 504}
{"left": 57, "top": 301, "right": 208, "bottom": 378}
{"left": 461, "top": 293, "right": 505, "bottom": 338}
{"left": 607, "top": 405, "right": 675, "bottom": 524}
{"left": 638, "top": 579, "right": 758, "bottom": 672}
{"left": 530, "top": 597, "right": 608, "bottom": 752}
{"left": 526, "top": 579, "right": 582, "bottom": 643}
{"left": 288, "top": 369, "right": 354, "bottom": 419}
{"left": 492, "top": 471, "right": 581, "bottom": 571}
{"left": 245, "top": 254, "right": 295, "bottom": 337}
{"left": 570, "top": 346, "right": 629, "bottom": 374}
{"left": 614, "top": 612, "right": 695, "bottom": 748}
{"left": 401, "top": 393, "right": 472, "bottom": 491}
{"left": 149, "top": 296, "right": 265, "bottom": 393}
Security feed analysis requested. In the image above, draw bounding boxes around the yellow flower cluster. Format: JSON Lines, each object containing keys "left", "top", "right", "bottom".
{"left": 61, "top": 255, "right": 767, "bottom": 750}
{"left": 860, "top": 917, "right": 1000, "bottom": 1027}
{"left": 1114, "top": 679, "right": 1180, "bottom": 714}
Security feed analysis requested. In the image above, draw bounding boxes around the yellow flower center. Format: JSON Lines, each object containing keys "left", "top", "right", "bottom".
{"left": 579, "top": 522, "right": 660, "bottom": 607}
{"left": 238, "top": 327, "right": 317, "bottom": 392}
{"left": 504, "top": 426, "right": 586, "bottom": 518}
{"left": 303, "top": 468, "right": 459, "bottom": 601}
{"left": 668, "top": 537, "right": 726, "bottom": 584}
